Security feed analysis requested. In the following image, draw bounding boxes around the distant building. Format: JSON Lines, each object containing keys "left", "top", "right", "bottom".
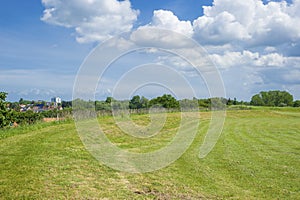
{"left": 51, "top": 97, "right": 62, "bottom": 106}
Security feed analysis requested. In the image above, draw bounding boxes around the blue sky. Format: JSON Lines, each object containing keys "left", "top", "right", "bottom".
{"left": 1, "top": 0, "right": 299, "bottom": 102}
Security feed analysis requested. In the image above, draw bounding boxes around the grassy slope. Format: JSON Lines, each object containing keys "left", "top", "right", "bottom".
{"left": 0, "top": 109, "right": 299, "bottom": 199}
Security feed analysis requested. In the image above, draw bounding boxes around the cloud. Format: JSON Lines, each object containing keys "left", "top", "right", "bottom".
{"left": 39, "top": 0, "right": 300, "bottom": 100}
{"left": 283, "top": 70, "right": 300, "bottom": 84}
{"left": 210, "top": 50, "right": 290, "bottom": 68}
{"left": 41, "top": 0, "right": 139, "bottom": 43}
{"left": 18, "top": 88, "right": 56, "bottom": 97}
{"left": 210, "top": 51, "right": 258, "bottom": 69}
{"left": 256, "top": 53, "right": 286, "bottom": 67}
{"left": 129, "top": 0, "right": 300, "bottom": 57}
{"left": 192, "top": 0, "right": 300, "bottom": 47}
{"left": 41, "top": 0, "right": 300, "bottom": 48}
{"left": 193, "top": 10, "right": 250, "bottom": 44}
{"left": 150, "top": 10, "right": 194, "bottom": 37}
{"left": 130, "top": 26, "right": 195, "bottom": 49}
{"left": 129, "top": 10, "right": 195, "bottom": 49}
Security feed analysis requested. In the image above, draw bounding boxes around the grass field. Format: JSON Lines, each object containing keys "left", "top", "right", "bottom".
{"left": 0, "top": 108, "right": 299, "bottom": 199}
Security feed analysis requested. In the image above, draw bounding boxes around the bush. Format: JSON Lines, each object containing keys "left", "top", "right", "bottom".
{"left": 294, "top": 100, "right": 300, "bottom": 107}
{"left": 11, "top": 110, "right": 42, "bottom": 125}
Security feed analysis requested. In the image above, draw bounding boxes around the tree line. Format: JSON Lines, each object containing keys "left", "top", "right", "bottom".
{"left": 91, "top": 95, "right": 227, "bottom": 112}
{"left": 55, "top": 91, "right": 300, "bottom": 114}
{"left": 1, "top": 90, "right": 300, "bottom": 129}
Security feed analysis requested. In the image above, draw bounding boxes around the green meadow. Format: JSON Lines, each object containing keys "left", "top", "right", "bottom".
{"left": 0, "top": 108, "right": 299, "bottom": 199}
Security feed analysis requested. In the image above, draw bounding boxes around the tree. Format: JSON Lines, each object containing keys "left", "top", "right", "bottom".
{"left": 105, "top": 97, "right": 114, "bottom": 104}
{"left": 294, "top": 100, "right": 300, "bottom": 107}
{"left": 62, "top": 101, "right": 72, "bottom": 108}
{"left": 19, "top": 98, "right": 24, "bottom": 104}
{"left": 0, "top": 92, "right": 11, "bottom": 128}
{"left": 9, "top": 102, "right": 20, "bottom": 111}
{"left": 250, "top": 90, "right": 293, "bottom": 107}
{"left": 210, "top": 97, "right": 227, "bottom": 110}
{"left": 129, "top": 95, "right": 149, "bottom": 110}
{"left": 233, "top": 97, "right": 237, "bottom": 105}
{"left": 227, "top": 98, "right": 233, "bottom": 106}
{"left": 179, "top": 98, "right": 198, "bottom": 111}
{"left": 198, "top": 99, "right": 210, "bottom": 108}
{"left": 250, "top": 94, "right": 264, "bottom": 106}
{"left": 149, "top": 94, "right": 179, "bottom": 109}
{"left": 140, "top": 96, "right": 149, "bottom": 109}
{"left": 95, "top": 101, "right": 111, "bottom": 111}
{"left": 279, "top": 91, "right": 293, "bottom": 106}
{"left": 129, "top": 95, "right": 141, "bottom": 109}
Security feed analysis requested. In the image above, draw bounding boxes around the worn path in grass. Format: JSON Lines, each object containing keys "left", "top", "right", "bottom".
{"left": 0, "top": 109, "right": 299, "bottom": 199}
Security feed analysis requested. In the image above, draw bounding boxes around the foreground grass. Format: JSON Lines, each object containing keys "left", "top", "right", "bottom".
{"left": 0, "top": 109, "right": 299, "bottom": 199}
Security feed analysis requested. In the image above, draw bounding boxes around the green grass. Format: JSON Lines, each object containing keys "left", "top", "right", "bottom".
{"left": 0, "top": 109, "right": 299, "bottom": 199}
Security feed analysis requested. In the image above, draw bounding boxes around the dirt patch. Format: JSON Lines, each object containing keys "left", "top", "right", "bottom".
{"left": 43, "top": 118, "right": 64, "bottom": 122}
{"left": 133, "top": 188, "right": 206, "bottom": 200}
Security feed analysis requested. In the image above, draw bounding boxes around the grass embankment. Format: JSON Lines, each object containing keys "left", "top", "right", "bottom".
{"left": 0, "top": 109, "right": 299, "bottom": 199}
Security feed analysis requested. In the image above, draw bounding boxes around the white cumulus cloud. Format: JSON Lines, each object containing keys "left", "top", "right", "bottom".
{"left": 193, "top": 0, "right": 300, "bottom": 46}
{"left": 210, "top": 50, "right": 288, "bottom": 68}
{"left": 150, "top": 10, "right": 194, "bottom": 37}
{"left": 41, "top": 0, "right": 139, "bottom": 43}
{"left": 193, "top": 10, "right": 250, "bottom": 44}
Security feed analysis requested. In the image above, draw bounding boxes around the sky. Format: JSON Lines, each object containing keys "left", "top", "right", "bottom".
{"left": 0, "top": 0, "right": 300, "bottom": 102}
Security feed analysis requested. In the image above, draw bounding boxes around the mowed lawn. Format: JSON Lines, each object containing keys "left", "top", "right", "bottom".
{"left": 0, "top": 109, "right": 299, "bottom": 199}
